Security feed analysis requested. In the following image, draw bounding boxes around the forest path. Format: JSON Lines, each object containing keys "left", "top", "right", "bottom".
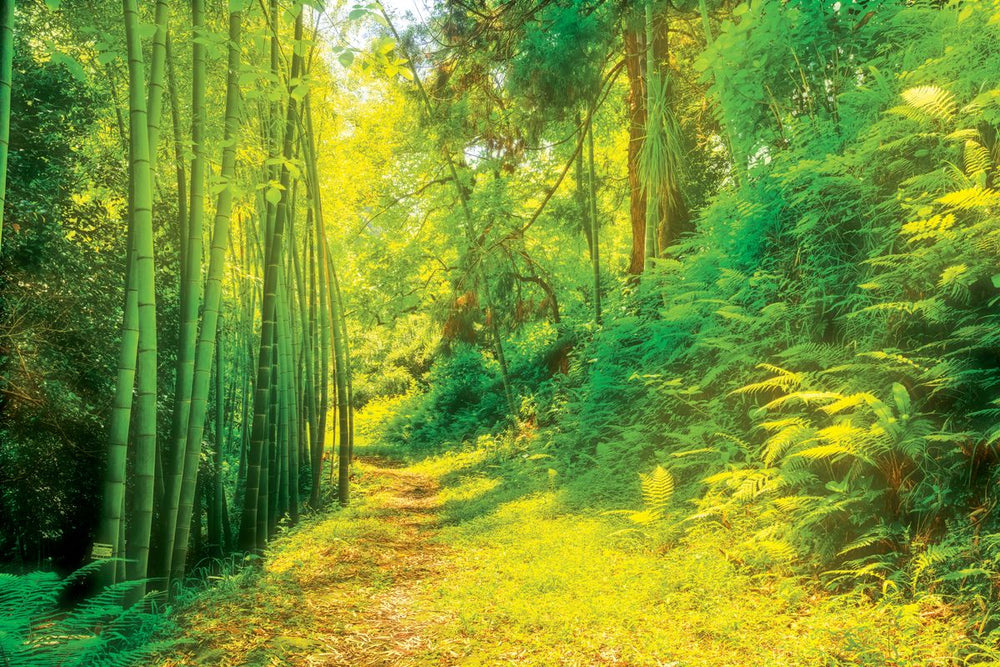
{"left": 163, "top": 455, "right": 455, "bottom": 666}
{"left": 301, "top": 457, "right": 451, "bottom": 665}
{"left": 163, "top": 448, "right": 966, "bottom": 666}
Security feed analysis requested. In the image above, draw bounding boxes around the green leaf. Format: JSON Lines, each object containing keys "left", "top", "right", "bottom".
{"left": 338, "top": 50, "right": 355, "bottom": 68}
{"left": 290, "top": 82, "right": 310, "bottom": 102}
{"left": 891, "top": 383, "right": 911, "bottom": 417}
{"left": 97, "top": 50, "right": 119, "bottom": 66}
{"left": 374, "top": 36, "right": 395, "bottom": 55}
{"left": 348, "top": 8, "right": 368, "bottom": 20}
{"left": 265, "top": 187, "right": 282, "bottom": 205}
{"left": 51, "top": 52, "right": 87, "bottom": 83}
{"left": 44, "top": 0, "right": 62, "bottom": 9}
{"left": 293, "top": 38, "right": 314, "bottom": 57}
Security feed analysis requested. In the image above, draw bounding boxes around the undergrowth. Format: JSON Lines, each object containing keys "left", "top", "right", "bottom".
{"left": 0, "top": 562, "right": 175, "bottom": 666}
{"left": 369, "top": 1, "right": 1000, "bottom": 660}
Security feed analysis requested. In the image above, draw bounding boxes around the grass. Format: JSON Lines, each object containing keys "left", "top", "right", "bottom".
{"left": 160, "top": 436, "right": 974, "bottom": 666}
{"left": 408, "top": 450, "right": 968, "bottom": 666}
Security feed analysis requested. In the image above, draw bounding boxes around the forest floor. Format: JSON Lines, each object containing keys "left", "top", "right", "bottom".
{"left": 159, "top": 446, "right": 970, "bottom": 667}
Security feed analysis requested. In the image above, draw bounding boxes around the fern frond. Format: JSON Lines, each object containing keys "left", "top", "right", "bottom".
{"left": 901, "top": 213, "right": 956, "bottom": 242}
{"left": 734, "top": 471, "right": 775, "bottom": 502}
{"left": 838, "top": 529, "right": 890, "bottom": 558}
{"left": 856, "top": 350, "right": 926, "bottom": 372}
{"left": 821, "top": 393, "right": 878, "bottom": 415}
{"left": 731, "top": 365, "right": 803, "bottom": 397}
{"left": 754, "top": 538, "right": 798, "bottom": 563}
{"left": 757, "top": 363, "right": 800, "bottom": 377}
{"left": 936, "top": 186, "right": 1000, "bottom": 209}
{"left": 759, "top": 417, "right": 808, "bottom": 432}
{"left": 964, "top": 140, "right": 992, "bottom": 175}
{"left": 945, "top": 128, "right": 981, "bottom": 143}
{"left": 763, "top": 391, "right": 843, "bottom": 411}
{"left": 762, "top": 423, "right": 815, "bottom": 466}
{"left": 900, "top": 85, "right": 956, "bottom": 120}
{"left": 639, "top": 466, "right": 674, "bottom": 516}
{"left": 792, "top": 442, "right": 856, "bottom": 462}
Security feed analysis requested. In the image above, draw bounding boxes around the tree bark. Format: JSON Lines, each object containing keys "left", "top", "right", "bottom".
{"left": 624, "top": 19, "right": 647, "bottom": 275}
{"left": 0, "top": 0, "right": 13, "bottom": 255}
{"left": 588, "top": 122, "right": 601, "bottom": 324}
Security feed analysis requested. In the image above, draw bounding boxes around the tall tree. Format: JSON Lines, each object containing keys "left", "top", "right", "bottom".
{"left": 0, "top": 0, "right": 13, "bottom": 255}
{"left": 162, "top": 0, "right": 208, "bottom": 583}
{"left": 171, "top": 3, "right": 243, "bottom": 584}
{"left": 241, "top": 3, "right": 305, "bottom": 549}
{"left": 624, "top": 11, "right": 646, "bottom": 275}
{"left": 121, "top": 0, "right": 158, "bottom": 600}
{"left": 587, "top": 121, "right": 601, "bottom": 324}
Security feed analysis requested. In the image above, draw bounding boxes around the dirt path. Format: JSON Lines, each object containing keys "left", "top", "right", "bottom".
{"left": 166, "top": 457, "right": 453, "bottom": 667}
{"left": 307, "top": 459, "right": 450, "bottom": 666}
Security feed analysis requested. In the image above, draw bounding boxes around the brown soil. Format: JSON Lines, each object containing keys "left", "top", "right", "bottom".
{"left": 162, "top": 458, "right": 454, "bottom": 667}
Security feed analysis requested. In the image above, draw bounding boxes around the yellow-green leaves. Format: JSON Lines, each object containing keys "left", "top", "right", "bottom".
{"left": 638, "top": 465, "right": 674, "bottom": 519}
{"left": 891, "top": 85, "right": 957, "bottom": 123}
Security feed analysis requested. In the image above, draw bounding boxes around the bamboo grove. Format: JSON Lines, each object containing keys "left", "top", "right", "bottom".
{"left": 1, "top": 0, "right": 362, "bottom": 597}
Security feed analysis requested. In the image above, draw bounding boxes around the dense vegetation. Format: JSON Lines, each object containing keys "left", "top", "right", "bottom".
{"left": 5, "top": 0, "right": 1000, "bottom": 663}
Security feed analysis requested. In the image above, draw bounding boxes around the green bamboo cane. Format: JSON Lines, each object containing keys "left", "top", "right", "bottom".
{"left": 162, "top": 0, "right": 208, "bottom": 583}
{"left": 170, "top": 5, "right": 242, "bottom": 585}
{"left": 96, "top": 226, "right": 137, "bottom": 587}
{"left": 302, "top": 99, "right": 329, "bottom": 506}
{"left": 241, "top": 3, "right": 304, "bottom": 549}
{"left": 122, "top": 0, "right": 159, "bottom": 601}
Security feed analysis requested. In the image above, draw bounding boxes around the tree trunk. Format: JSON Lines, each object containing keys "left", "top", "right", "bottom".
{"left": 0, "top": 0, "right": 13, "bottom": 255}
{"left": 574, "top": 113, "right": 592, "bottom": 259}
{"left": 162, "top": 0, "right": 208, "bottom": 582}
{"left": 624, "top": 19, "right": 647, "bottom": 275}
{"left": 121, "top": 0, "right": 159, "bottom": 602}
{"left": 588, "top": 122, "right": 601, "bottom": 324}
{"left": 170, "top": 4, "right": 242, "bottom": 587}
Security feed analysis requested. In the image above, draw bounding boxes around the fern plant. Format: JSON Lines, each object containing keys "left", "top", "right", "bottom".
{"left": 0, "top": 562, "right": 176, "bottom": 667}
{"left": 631, "top": 465, "right": 675, "bottom": 525}
{"left": 699, "top": 357, "right": 971, "bottom": 576}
